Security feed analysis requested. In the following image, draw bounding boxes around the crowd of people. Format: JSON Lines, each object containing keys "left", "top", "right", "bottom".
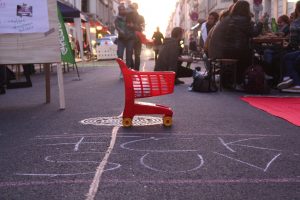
{"left": 1, "top": 1, "right": 299, "bottom": 95}
{"left": 150, "top": 0, "right": 300, "bottom": 92}
{"left": 114, "top": 2, "right": 145, "bottom": 73}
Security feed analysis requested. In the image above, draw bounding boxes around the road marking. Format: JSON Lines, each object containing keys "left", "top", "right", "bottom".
{"left": 85, "top": 126, "right": 120, "bottom": 200}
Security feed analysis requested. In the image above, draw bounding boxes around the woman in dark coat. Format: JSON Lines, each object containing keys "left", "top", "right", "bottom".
{"left": 209, "top": 1, "right": 263, "bottom": 85}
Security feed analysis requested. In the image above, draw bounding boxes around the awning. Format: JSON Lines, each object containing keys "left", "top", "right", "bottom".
{"left": 57, "top": 1, "right": 87, "bottom": 22}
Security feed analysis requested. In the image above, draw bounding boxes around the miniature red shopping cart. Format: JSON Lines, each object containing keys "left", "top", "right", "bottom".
{"left": 116, "top": 58, "right": 175, "bottom": 127}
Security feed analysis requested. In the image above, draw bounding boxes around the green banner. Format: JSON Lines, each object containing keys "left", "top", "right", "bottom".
{"left": 57, "top": 7, "right": 75, "bottom": 64}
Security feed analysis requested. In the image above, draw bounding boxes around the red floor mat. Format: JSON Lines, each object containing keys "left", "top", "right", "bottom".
{"left": 241, "top": 97, "right": 300, "bottom": 127}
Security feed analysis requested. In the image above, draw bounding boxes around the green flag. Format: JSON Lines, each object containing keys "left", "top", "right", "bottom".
{"left": 57, "top": 7, "right": 75, "bottom": 64}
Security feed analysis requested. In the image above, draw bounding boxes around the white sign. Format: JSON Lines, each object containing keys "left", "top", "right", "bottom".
{"left": 0, "top": 0, "right": 49, "bottom": 33}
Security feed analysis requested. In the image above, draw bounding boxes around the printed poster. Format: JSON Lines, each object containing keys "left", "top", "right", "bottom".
{"left": 0, "top": 0, "right": 49, "bottom": 33}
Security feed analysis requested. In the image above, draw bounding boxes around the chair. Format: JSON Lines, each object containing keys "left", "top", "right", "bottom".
{"left": 211, "top": 59, "right": 238, "bottom": 91}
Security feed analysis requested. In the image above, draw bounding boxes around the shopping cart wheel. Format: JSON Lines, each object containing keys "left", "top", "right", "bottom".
{"left": 122, "top": 118, "right": 132, "bottom": 127}
{"left": 163, "top": 116, "right": 172, "bottom": 127}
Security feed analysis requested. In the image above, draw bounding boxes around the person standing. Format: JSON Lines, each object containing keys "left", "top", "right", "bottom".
{"left": 152, "top": 27, "right": 164, "bottom": 62}
{"left": 253, "top": 0, "right": 263, "bottom": 22}
{"left": 127, "top": 3, "right": 145, "bottom": 71}
{"left": 115, "top": 4, "right": 135, "bottom": 70}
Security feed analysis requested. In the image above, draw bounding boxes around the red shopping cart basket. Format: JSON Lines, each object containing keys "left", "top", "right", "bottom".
{"left": 116, "top": 58, "right": 175, "bottom": 127}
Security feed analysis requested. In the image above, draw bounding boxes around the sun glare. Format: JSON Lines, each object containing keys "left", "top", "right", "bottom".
{"left": 132, "top": 0, "right": 179, "bottom": 39}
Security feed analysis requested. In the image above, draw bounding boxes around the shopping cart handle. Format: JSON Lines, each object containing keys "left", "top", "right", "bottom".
{"left": 116, "top": 58, "right": 175, "bottom": 76}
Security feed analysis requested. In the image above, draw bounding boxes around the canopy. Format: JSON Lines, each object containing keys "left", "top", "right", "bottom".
{"left": 57, "top": 1, "right": 80, "bottom": 18}
{"left": 57, "top": 1, "right": 87, "bottom": 22}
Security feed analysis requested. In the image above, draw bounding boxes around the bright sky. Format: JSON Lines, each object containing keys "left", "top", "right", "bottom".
{"left": 132, "top": 0, "right": 179, "bottom": 39}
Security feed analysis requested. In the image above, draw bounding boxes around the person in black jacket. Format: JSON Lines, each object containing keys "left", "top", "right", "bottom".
{"left": 154, "top": 27, "right": 193, "bottom": 85}
{"left": 152, "top": 27, "right": 164, "bottom": 62}
{"left": 209, "top": 1, "right": 263, "bottom": 87}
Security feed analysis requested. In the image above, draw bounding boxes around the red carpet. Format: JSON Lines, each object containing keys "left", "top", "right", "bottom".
{"left": 241, "top": 97, "right": 300, "bottom": 127}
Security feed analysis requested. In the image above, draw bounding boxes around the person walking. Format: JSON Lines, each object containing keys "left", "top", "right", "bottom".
{"left": 126, "top": 3, "right": 145, "bottom": 71}
{"left": 152, "top": 27, "right": 164, "bottom": 62}
{"left": 115, "top": 4, "right": 135, "bottom": 74}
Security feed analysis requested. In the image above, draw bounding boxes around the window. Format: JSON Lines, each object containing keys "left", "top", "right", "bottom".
{"left": 82, "top": 0, "right": 89, "bottom": 12}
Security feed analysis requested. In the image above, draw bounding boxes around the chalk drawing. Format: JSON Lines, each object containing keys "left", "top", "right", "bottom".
{"left": 74, "top": 137, "right": 84, "bottom": 151}
{"left": 15, "top": 162, "right": 120, "bottom": 177}
{"left": 16, "top": 152, "right": 122, "bottom": 177}
{"left": 231, "top": 144, "right": 283, "bottom": 152}
{"left": 85, "top": 126, "right": 120, "bottom": 200}
{"left": 140, "top": 153, "right": 204, "bottom": 173}
{"left": 218, "top": 137, "right": 265, "bottom": 153}
{"left": 214, "top": 152, "right": 281, "bottom": 172}
{"left": 120, "top": 137, "right": 198, "bottom": 152}
{"left": 218, "top": 137, "right": 236, "bottom": 152}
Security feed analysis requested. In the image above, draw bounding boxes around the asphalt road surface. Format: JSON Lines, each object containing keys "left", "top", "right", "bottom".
{"left": 0, "top": 58, "right": 299, "bottom": 200}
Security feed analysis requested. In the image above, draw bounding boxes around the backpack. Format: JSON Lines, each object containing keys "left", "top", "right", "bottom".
{"left": 244, "top": 65, "right": 270, "bottom": 94}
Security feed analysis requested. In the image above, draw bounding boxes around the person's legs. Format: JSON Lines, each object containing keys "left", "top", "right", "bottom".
{"left": 0, "top": 65, "right": 6, "bottom": 94}
{"left": 22, "top": 64, "right": 32, "bottom": 85}
{"left": 176, "top": 66, "right": 193, "bottom": 78}
{"left": 277, "top": 51, "right": 300, "bottom": 89}
{"left": 134, "top": 41, "right": 142, "bottom": 71}
{"left": 295, "top": 54, "right": 300, "bottom": 74}
{"left": 117, "top": 39, "right": 126, "bottom": 59}
{"left": 236, "top": 53, "right": 251, "bottom": 85}
{"left": 125, "top": 39, "right": 135, "bottom": 69}
{"left": 287, "top": 51, "right": 300, "bottom": 86}
{"left": 154, "top": 49, "right": 159, "bottom": 61}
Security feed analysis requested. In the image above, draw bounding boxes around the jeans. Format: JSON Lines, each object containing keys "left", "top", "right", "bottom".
{"left": 282, "top": 51, "right": 300, "bottom": 86}
{"left": 133, "top": 40, "right": 142, "bottom": 71}
{"left": 117, "top": 39, "right": 126, "bottom": 59}
{"left": 126, "top": 39, "right": 135, "bottom": 69}
{"left": 117, "top": 39, "right": 135, "bottom": 69}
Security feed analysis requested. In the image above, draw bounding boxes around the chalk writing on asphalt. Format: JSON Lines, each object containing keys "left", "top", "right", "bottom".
{"left": 15, "top": 133, "right": 299, "bottom": 177}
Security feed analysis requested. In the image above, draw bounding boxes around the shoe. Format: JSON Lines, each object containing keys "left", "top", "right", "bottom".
{"left": 264, "top": 74, "right": 274, "bottom": 80}
{"left": 234, "top": 84, "right": 245, "bottom": 92}
{"left": 188, "top": 86, "right": 193, "bottom": 91}
{"left": 277, "top": 78, "right": 293, "bottom": 90}
{"left": 281, "top": 85, "right": 300, "bottom": 93}
{"left": 175, "top": 79, "right": 185, "bottom": 85}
